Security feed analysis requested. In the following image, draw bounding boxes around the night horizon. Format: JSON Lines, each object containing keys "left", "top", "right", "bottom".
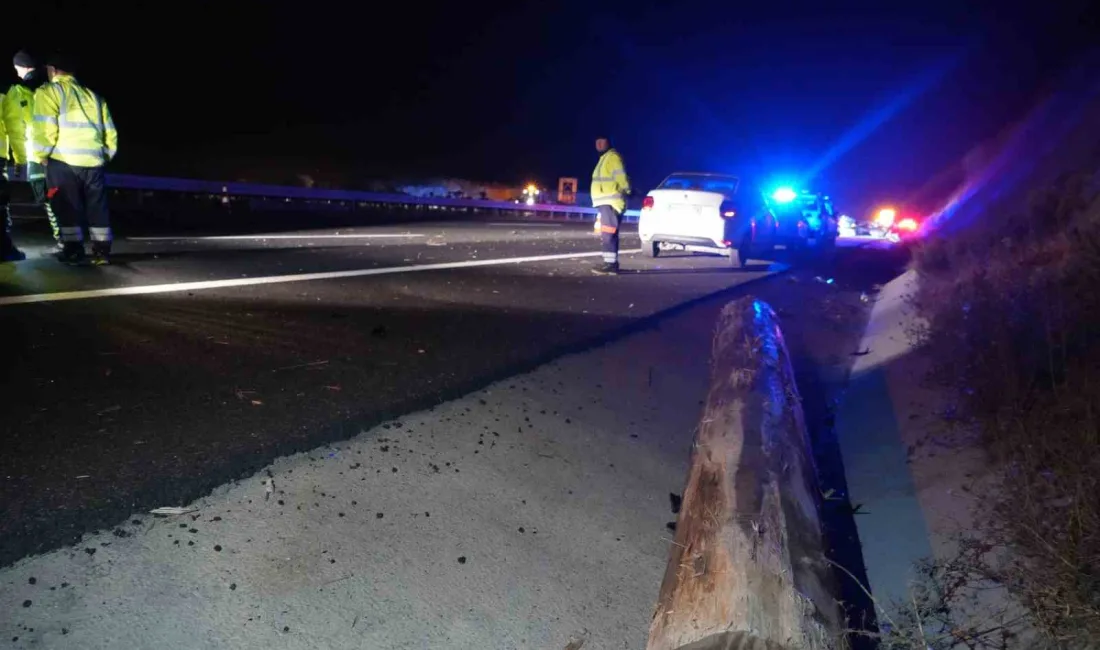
{"left": 6, "top": 1, "right": 1099, "bottom": 206}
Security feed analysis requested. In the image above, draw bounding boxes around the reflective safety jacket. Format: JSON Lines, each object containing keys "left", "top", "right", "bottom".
{"left": 0, "top": 93, "right": 8, "bottom": 163}
{"left": 590, "top": 148, "right": 630, "bottom": 213}
{"left": 31, "top": 74, "right": 118, "bottom": 168}
{"left": 2, "top": 69, "right": 47, "bottom": 165}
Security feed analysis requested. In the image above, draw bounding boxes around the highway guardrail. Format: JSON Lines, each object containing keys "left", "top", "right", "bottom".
{"left": 104, "top": 174, "right": 642, "bottom": 222}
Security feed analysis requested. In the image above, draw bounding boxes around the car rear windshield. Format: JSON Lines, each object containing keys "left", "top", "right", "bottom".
{"left": 658, "top": 174, "right": 740, "bottom": 194}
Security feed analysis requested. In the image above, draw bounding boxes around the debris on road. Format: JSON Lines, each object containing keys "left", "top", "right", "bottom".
{"left": 150, "top": 506, "right": 197, "bottom": 516}
{"left": 273, "top": 360, "right": 329, "bottom": 373}
{"left": 564, "top": 630, "right": 590, "bottom": 650}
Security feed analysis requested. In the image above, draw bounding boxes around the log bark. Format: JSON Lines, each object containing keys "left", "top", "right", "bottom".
{"left": 646, "top": 297, "right": 844, "bottom": 650}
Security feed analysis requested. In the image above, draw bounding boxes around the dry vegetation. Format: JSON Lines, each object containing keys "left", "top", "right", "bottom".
{"left": 904, "top": 168, "right": 1100, "bottom": 648}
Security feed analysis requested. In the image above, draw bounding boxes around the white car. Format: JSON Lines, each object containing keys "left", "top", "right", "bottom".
{"left": 638, "top": 172, "right": 838, "bottom": 267}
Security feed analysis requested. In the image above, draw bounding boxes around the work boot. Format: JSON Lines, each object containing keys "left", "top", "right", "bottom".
{"left": 59, "top": 243, "right": 87, "bottom": 266}
{"left": 1, "top": 233, "right": 25, "bottom": 262}
{"left": 1, "top": 212, "right": 24, "bottom": 260}
{"left": 91, "top": 243, "right": 112, "bottom": 266}
{"left": 1, "top": 242, "right": 26, "bottom": 261}
{"left": 1, "top": 247, "right": 26, "bottom": 262}
{"left": 591, "top": 263, "right": 620, "bottom": 276}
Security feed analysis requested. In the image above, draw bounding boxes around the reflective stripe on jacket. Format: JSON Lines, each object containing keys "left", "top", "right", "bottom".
{"left": 590, "top": 148, "right": 630, "bottom": 213}
{"left": 31, "top": 74, "right": 118, "bottom": 168}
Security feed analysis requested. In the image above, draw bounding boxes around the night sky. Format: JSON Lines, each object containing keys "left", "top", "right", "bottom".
{"left": 7, "top": 0, "right": 1099, "bottom": 213}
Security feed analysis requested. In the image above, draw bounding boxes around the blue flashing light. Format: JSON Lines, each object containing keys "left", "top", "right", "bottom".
{"left": 771, "top": 187, "right": 797, "bottom": 203}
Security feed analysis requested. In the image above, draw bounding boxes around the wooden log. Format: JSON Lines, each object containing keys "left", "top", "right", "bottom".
{"left": 646, "top": 297, "right": 844, "bottom": 650}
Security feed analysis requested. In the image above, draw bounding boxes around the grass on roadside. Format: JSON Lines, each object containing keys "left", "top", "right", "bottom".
{"left": 905, "top": 167, "right": 1100, "bottom": 648}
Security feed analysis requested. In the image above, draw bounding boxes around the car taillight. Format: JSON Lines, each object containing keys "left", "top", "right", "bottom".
{"left": 642, "top": 196, "right": 655, "bottom": 211}
{"left": 896, "top": 217, "right": 918, "bottom": 231}
{"left": 719, "top": 200, "right": 736, "bottom": 219}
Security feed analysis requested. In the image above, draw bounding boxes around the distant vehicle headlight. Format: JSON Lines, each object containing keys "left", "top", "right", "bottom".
{"left": 875, "top": 208, "right": 897, "bottom": 227}
{"left": 896, "top": 217, "right": 919, "bottom": 232}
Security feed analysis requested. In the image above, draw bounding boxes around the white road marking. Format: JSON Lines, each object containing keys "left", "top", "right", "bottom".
{"left": 0, "top": 249, "right": 641, "bottom": 307}
{"left": 487, "top": 222, "right": 563, "bottom": 228}
{"left": 127, "top": 234, "right": 425, "bottom": 241}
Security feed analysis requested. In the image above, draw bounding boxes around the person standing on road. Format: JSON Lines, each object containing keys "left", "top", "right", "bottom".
{"left": 0, "top": 87, "right": 24, "bottom": 260}
{"left": 5, "top": 50, "right": 60, "bottom": 251}
{"left": 31, "top": 54, "right": 118, "bottom": 266}
{"left": 591, "top": 136, "right": 631, "bottom": 275}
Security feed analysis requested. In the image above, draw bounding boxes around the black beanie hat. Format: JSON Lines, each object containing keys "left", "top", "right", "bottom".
{"left": 13, "top": 50, "right": 36, "bottom": 68}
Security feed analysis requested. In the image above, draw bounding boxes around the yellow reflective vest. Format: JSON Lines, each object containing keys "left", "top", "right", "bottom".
{"left": 2, "top": 82, "right": 35, "bottom": 165}
{"left": 0, "top": 92, "right": 7, "bottom": 164}
{"left": 590, "top": 148, "right": 630, "bottom": 213}
{"left": 31, "top": 74, "right": 118, "bottom": 168}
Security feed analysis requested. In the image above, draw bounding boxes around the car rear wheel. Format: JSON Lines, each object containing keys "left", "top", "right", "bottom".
{"left": 641, "top": 239, "right": 660, "bottom": 258}
{"left": 729, "top": 237, "right": 751, "bottom": 269}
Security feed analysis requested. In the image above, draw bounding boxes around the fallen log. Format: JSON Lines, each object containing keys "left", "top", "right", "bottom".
{"left": 647, "top": 297, "right": 844, "bottom": 650}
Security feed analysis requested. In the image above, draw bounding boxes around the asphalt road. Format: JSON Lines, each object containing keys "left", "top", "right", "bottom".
{"left": 0, "top": 214, "right": 782, "bottom": 568}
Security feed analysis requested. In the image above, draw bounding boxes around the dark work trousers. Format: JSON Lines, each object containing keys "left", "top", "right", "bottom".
{"left": 0, "top": 172, "right": 14, "bottom": 255}
{"left": 47, "top": 160, "right": 112, "bottom": 253}
{"left": 28, "top": 162, "right": 60, "bottom": 243}
{"left": 597, "top": 204, "right": 622, "bottom": 266}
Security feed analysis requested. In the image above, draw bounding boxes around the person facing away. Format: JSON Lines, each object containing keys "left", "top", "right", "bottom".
{"left": 30, "top": 54, "right": 118, "bottom": 266}
{"left": 590, "top": 136, "right": 630, "bottom": 275}
{"left": 5, "top": 49, "right": 60, "bottom": 250}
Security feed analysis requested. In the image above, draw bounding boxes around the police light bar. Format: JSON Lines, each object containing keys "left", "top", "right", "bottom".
{"left": 771, "top": 187, "right": 797, "bottom": 203}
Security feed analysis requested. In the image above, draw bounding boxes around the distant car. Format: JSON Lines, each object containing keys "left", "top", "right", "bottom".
{"left": 637, "top": 173, "right": 838, "bottom": 267}
{"left": 843, "top": 207, "right": 924, "bottom": 242}
{"left": 873, "top": 207, "right": 923, "bottom": 243}
{"left": 838, "top": 214, "right": 859, "bottom": 237}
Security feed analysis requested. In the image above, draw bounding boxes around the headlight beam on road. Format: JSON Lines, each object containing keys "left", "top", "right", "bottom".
{"left": 0, "top": 250, "right": 642, "bottom": 307}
